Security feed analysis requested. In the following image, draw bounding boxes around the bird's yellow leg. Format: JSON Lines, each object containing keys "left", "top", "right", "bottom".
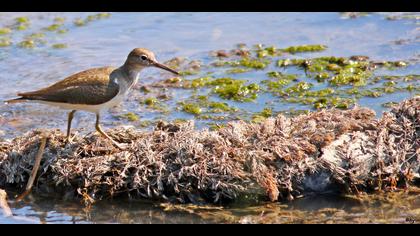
{"left": 95, "top": 114, "right": 126, "bottom": 149}
{"left": 66, "top": 110, "right": 77, "bottom": 143}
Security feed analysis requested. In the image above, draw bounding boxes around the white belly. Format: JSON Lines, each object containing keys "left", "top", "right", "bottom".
{"left": 38, "top": 92, "right": 126, "bottom": 114}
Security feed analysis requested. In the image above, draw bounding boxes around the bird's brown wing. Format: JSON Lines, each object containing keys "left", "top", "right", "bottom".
{"left": 18, "top": 67, "right": 120, "bottom": 105}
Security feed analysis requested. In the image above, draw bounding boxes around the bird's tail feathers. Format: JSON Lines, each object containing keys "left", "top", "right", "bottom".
{"left": 4, "top": 97, "right": 27, "bottom": 104}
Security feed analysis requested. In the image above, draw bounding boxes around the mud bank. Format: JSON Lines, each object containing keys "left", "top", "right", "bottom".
{"left": 0, "top": 97, "right": 418, "bottom": 204}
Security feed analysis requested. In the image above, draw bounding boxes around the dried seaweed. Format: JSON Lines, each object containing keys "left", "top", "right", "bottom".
{"left": 0, "top": 97, "right": 418, "bottom": 205}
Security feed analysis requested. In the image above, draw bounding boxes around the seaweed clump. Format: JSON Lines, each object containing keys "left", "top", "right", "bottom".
{"left": 0, "top": 97, "right": 418, "bottom": 205}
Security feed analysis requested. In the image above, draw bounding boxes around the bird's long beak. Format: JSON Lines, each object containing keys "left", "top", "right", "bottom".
{"left": 153, "top": 61, "right": 179, "bottom": 75}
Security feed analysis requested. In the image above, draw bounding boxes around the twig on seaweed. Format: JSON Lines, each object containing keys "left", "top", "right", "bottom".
{"left": 0, "top": 189, "right": 12, "bottom": 217}
{"left": 16, "top": 135, "right": 48, "bottom": 202}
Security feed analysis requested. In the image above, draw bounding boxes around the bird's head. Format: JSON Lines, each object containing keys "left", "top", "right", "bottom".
{"left": 125, "top": 48, "right": 179, "bottom": 75}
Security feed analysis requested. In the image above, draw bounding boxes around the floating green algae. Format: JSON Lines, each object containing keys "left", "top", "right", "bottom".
{"left": 54, "top": 17, "right": 66, "bottom": 23}
{"left": 284, "top": 82, "right": 313, "bottom": 94}
{"left": 239, "top": 58, "right": 270, "bottom": 69}
{"left": 27, "top": 32, "right": 45, "bottom": 39}
{"left": 143, "top": 97, "right": 158, "bottom": 106}
{"left": 178, "top": 95, "right": 238, "bottom": 116}
{"left": 180, "top": 102, "right": 202, "bottom": 115}
{"left": 0, "top": 37, "right": 12, "bottom": 47}
{"left": 121, "top": 112, "right": 139, "bottom": 122}
{"left": 52, "top": 43, "right": 67, "bottom": 49}
{"left": 226, "top": 68, "right": 251, "bottom": 74}
{"left": 251, "top": 107, "right": 274, "bottom": 123}
{"left": 14, "top": 17, "right": 30, "bottom": 31}
{"left": 262, "top": 72, "right": 299, "bottom": 92}
{"left": 382, "top": 101, "right": 399, "bottom": 108}
{"left": 182, "top": 77, "right": 260, "bottom": 102}
{"left": 281, "top": 44, "right": 327, "bottom": 54}
{"left": 211, "top": 79, "right": 260, "bottom": 101}
{"left": 15, "top": 17, "right": 29, "bottom": 23}
{"left": 266, "top": 71, "right": 298, "bottom": 80}
{"left": 212, "top": 58, "right": 270, "bottom": 69}
{"left": 0, "top": 28, "right": 12, "bottom": 35}
{"left": 44, "top": 23, "right": 63, "bottom": 31}
{"left": 153, "top": 43, "right": 417, "bottom": 120}
{"left": 57, "top": 29, "right": 68, "bottom": 34}
{"left": 208, "top": 101, "right": 237, "bottom": 113}
{"left": 18, "top": 40, "right": 35, "bottom": 48}
{"left": 179, "top": 70, "right": 199, "bottom": 76}
{"left": 74, "top": 18, "right": 87, "bottom": 27}
{"left": 74, "top": 13, "right": 111, "bottom": 27}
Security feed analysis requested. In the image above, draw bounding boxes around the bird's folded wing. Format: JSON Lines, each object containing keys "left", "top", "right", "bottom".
{"left": 18, "top": 67, "right": 120, "bottom": 105}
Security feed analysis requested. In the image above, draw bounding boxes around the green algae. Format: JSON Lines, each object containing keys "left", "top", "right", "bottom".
{"left": 57, "top": 29, "right": 68, "bottom": 34}
{"left": 382, "top": 101, "right": 399, "bottom": 108}
{"left": 208, "top": 102, "right": 237, "bottom": 113}
{"left": 315, "top": 72, "right": 330, "bottom": 82}
{"left": 281, "top": 44, "right": 327, "bottom": 54}
{"left": 121, "top": 112, "right": 139, "bottom": 122}
{"left": 212, "top": 58, "right": 269, "bottom": 69}
{"left": 226, "top": 68, "right": 251, "bottom": 74}
{"left": 44, "top": 23, "right": 63, "bottom": 31}
{"left": 28, "top": 32, "right": 45, "bottom": 39}
{"left": 179, "top": 70, "right": 199, "bottom": 76}
{"left": 0, "top": 37, "right": 12, "bottom": 47}
{"left": 184, "top": 77, "right": 260, "bottom": 102}
{"left": 14, "top": 17, "right": 30, "bottom": 31}
{"left": 178, "top": 95, "right": 238, "bottom": 117}
{"left": 262, "top": 79, "right": 292, "bottom": 91}
{"left": 165, "top": 77, "right": 183, "bottom": 84}
{"left": 361, "top": 90, "right": 382, "bottom": 98}
{"left": 15, "top": 17, "right": 29, "bottom": 23}
{"left": 255, "top": 44, "right": 327, "bottom": 57}
{"left": 54, "top": 17, "right": 66, "bottom": 23}
{"left": 285, "top": 82, "right": 313, "bottom": 93}
{"left": 181, "top": 103, "right": 202, "bottom": 115}
{"left": 0, "top": 28, "right": 12, "bottom": 35}
{"left": 18, "top": 40, "right": 35, "bottom": 49}
{"left": 144, "top": 97, "right": 158, "bottom": 106}
{"left": 259, "top": 107, "right": 273, "bottom": 117}
{"left": 312, "top": 97, "right": 355, "bottom": 109}
{"left": 139, "top": 97, "right": 170, "bottom": 113}
{"left": 276, "top": 56, "right": 373, "bottom": 87}
{"left": 74, "top": 13, "right": 111, "bottom": 27}
{"left": 267, "top": 71, "right": 298, "bottom": 80}
{"left": 210, "top": 45, "right": 417, "bottom": 112}
{"left": 16, "top": 24, "right": 28, "bottom": 31}
{"left": 277, "top": 58, "right": 307, "bottom": 67}
{"left": 262, "top": 72, "right": 298, "bottom": 92}
{"left": 251, "top": 107, "right": 273, "bottom": 123}
{"left": 74, "top": 18, "right": 86, "bottom": 27}
{"left": 239, "top": 58, "right": 270, "bottom": 69}
{"left": 212, "top": 80, "right": 260, "bottom": 101}
{"left": 190, "top": 77, "right": 211, "bottom": 88}
{"left": 256, "top": 46, "right": 280, "bottom": 58}
{"left": 52, "top": 43, "right": 67, "bottom": 49}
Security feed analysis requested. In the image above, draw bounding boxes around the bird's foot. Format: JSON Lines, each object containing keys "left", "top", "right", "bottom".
{"left": 65, "top": 134, "right": 76, "bottom": 145}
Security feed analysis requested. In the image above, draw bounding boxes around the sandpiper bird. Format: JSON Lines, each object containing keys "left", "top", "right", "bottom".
{"left": 6, "top": 48, "right": 179, "bottom": 148}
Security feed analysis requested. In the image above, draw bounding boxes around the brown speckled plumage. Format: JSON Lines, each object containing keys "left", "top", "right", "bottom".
{"left": 18, "top": 67, "right": 119, "bottom": 105}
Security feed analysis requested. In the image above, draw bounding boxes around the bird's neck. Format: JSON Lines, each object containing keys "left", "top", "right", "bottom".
{"left": 117, "top": 62, "right": 144, "bottom": 90}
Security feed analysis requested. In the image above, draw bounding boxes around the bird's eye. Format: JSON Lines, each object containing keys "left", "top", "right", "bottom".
{"left": 140, "top": 55, "right": 148, "bottom": 60}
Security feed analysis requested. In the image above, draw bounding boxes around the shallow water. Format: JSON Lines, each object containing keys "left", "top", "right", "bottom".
{"left": 2, "top": 191, "right": 420, "bottom": 224}
{"left": 0, "top": 12, "right": 419, "bottom": 224}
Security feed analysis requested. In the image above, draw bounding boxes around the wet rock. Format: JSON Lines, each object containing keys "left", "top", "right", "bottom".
{"left": 212, "top": 50, "right": 230, "bottom": 57}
